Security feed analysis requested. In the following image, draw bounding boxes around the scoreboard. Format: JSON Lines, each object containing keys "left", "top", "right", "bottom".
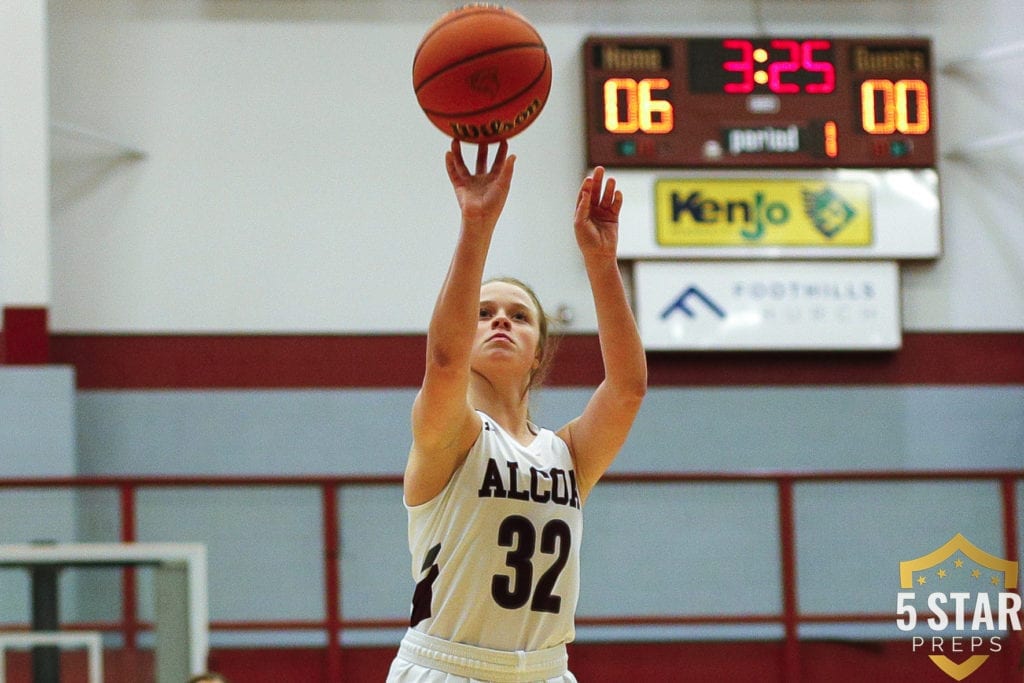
{"left": 584, "top": 35, "right": 935, "bottom": 169}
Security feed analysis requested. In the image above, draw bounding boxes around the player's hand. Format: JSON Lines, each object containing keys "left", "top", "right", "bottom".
{"left": 574, "top": 166, "right": 622, "bottom": 262}
{"left": 445, "top": 139, "right": 516, "bottom": 227}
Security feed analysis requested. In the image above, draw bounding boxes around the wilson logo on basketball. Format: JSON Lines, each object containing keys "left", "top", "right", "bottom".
{"left": 449, "top": 97, "right": 544, "bottom": 141}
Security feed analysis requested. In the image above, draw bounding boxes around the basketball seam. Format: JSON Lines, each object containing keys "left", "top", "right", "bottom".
{"left": 412, "top": 6, "right": 522, "bottom": 65}
{"left": 421, "top": 52, "right": 550, "bottom": 119}
{"left": 413, "top": 43, "right": 547, "bottom": 93}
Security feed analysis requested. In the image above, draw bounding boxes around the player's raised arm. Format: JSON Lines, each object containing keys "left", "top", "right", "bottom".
{"left": 404, "top": 141, "right": 516, "bottom": 506}
{"left": 559, "top": 166, "right": 647, "bottom": 502}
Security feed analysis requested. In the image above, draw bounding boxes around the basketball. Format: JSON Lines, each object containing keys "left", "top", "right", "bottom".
{"left": 413, "top": 4, "right": 551, "bottom": 143}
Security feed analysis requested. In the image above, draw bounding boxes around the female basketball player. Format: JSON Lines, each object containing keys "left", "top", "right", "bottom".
{"left": 387, "top": 139, "right": 647, "bottom": 683}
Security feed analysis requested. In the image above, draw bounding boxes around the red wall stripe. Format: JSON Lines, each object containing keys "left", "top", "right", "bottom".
{"left": 1, "top": 307, "right": 49, "bottom": 364}
{"left": 47, "top": 332, "right": 1024, "bottom": 389}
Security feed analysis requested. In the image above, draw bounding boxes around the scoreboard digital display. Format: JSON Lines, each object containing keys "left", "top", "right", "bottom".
{"left": 584, "top": 35, "right": 935, "bottom": 169}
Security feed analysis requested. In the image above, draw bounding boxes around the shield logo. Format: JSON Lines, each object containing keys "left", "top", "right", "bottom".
{"left": 899, "top": 533, "right": 1020, "bottom": 681}
{"left": 801, "top": 186, "right": 857, "bottom": 238}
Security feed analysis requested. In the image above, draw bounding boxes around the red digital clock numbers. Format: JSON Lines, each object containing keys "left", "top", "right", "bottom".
{"left": 718, "top": 39, "right": 835, "bottom": 94}
{"left": 584, "top": 36, "right": 936, "bottom": 169}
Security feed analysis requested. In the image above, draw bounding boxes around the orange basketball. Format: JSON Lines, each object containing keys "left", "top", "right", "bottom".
{"left": 413, "top": 4, "right": 551, "bottom": 143}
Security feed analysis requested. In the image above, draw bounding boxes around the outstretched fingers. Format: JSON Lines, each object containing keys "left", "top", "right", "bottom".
{"left": 445, "top": 139, "right": 467, "bottom": 181}
{"left": 575, "top": 175, "right": 597, "bottom": 219}
{"left": 599, "top": 176, "right": 617, "bottom": 209}
{"left": 447, "top": 139, "right": 514, "bottom": 183}
{"left": 494, "top": 140, "right": 511, "bottom": 172}
{"left": 582, "top": 166, "right": 622, "bottom": 217}
{"left": 589, "top": 167, "right": 605, "bottom": 204}
{"left": 610, "top": 188, "right": 623, "bottom": 214}
{"left": 468, "top": 140, "right": 508, "bottom": 174}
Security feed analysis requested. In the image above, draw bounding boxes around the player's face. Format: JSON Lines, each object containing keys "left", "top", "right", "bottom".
{"left": 474, "top": 281, "right": 542, "bottom": 377}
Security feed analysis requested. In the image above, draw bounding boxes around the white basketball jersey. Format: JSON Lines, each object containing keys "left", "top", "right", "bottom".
{"left": 405, "top": 411, "right": 583, "bottom": 652}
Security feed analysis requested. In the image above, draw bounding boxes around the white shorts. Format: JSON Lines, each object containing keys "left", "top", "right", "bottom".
{"left": 386, "top": 628, "right": 578, "bottom": 683}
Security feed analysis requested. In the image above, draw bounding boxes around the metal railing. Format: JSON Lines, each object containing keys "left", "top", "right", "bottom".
{"left": 1, "top": 470, "right": 1021, "bottom": 682}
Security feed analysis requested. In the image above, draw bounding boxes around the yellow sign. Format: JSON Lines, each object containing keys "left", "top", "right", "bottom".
{"left": 654, "top": 178, "right": 873, "bottom": 247}
{"left": 897, "top": 533, "right": 1021, "bottom": 681}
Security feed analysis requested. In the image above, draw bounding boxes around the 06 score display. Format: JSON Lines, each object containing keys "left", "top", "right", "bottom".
{"left": 584, "top": 35, "right": 935, "bottom": 169}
